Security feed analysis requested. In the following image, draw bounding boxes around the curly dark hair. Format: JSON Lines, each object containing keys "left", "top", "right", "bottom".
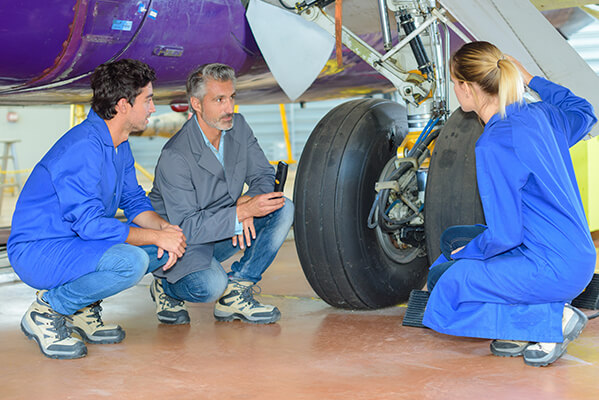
{"left": 91, "top": 59, "right": 156, "bottom": 120}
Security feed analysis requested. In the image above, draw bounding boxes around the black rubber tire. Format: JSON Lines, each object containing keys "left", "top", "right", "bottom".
{"left": 294, "top": 98, "right": 429, "bottom": 309}
{"left": 424, "top": 108, "right": 486, "bottom": 262}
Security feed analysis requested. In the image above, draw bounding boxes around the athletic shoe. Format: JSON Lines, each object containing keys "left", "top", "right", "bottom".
{"left": 214, "top": 280, "right": 281, "bottom": 324}
{"left": 66, "top": 301, "right": 125, "bottom": 344}
{"left": 523, "top": 304, "right": 588, "bottom": 367}
{"left": 490, "top": 340, "right": 532, "bottom": 357}
{"left": 20, "top": 290, "right": 87, "bottom": 359}
{"left": 150, "top": 278, "right": 190, "bottom": 324}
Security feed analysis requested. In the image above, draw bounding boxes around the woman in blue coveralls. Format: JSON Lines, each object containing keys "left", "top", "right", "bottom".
{"left": 423, "top": 41, "right": 597, "bottom": 367}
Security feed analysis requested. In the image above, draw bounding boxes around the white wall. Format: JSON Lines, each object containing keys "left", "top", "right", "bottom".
{"left": 0, "top": 106, "right": 71, "bottom": 171}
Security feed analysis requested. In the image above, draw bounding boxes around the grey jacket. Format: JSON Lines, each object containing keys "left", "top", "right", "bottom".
{"left": 149, "top": 114, "right": 274, "bottom": 282}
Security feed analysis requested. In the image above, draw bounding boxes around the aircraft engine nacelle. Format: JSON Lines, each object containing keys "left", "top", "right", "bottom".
{"left": 0, "top": 0, "right": 259, "bottom": 105}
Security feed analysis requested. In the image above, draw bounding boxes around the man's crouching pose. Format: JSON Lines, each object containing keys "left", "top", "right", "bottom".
{"left": 149, "top": 63, "right": 294, "bottom": 325}
{"left": 8, "top": 59, "right": 186, "bottom": 359}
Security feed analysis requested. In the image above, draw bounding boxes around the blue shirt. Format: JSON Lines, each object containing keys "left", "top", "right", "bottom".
{"left": 195, "top": 116, "right": 244, "bottom": 235}
{"left": 7, "top": 109, "right": 153, "bottom": 289}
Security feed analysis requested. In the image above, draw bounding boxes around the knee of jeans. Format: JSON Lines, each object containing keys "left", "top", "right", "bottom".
{"left": 98, "top": 244, "right": 149, "bottom": 284}
{"left": 278, "top": 198, "right": 295, "bottom": 226}
{"left": 181, "top": 269, "right": 228, "bottom": 303}
{"left": 203, "top": 273, "right": 228, "bottom": 303}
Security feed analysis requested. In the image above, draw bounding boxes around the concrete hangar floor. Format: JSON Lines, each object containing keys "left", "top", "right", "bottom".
{"left": 1, "top": 239, "right": 598, "bottom": 400}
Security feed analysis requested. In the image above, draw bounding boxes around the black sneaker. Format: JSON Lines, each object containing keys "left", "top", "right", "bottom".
{"left": 150, "top": 278, "right": 190, "bottom": 324}
{"left": 490, "top": 340, "right": 532, "bottom": 357}
{"left": 214, "top": 280, "right": 281, "bottom": 324}
{"left": 523, "top": 304, "right": 588, "bottom": 367}
{"left": 20, "top": 291, "right": 87, "bottom": 359}
{"left": 66, "top": 301, "right": 125, "bottom": 344}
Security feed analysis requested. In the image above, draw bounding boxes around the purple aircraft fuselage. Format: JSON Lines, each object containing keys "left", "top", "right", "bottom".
{"left": 0, "top": 0, "right": 393, "bottom": 105}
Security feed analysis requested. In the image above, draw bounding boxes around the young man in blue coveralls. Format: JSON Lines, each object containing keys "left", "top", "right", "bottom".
{"left": 7, "top": 59, "right": 187, "bottom": 359}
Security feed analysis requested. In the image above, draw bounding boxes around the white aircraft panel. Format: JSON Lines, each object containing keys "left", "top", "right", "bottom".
{"left": 441, "top": 0, "right": 599, "bottom": 136}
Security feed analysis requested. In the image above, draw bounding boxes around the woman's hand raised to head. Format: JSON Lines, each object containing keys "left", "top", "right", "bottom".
{"left": 505, "top": 55, "right": 533, "bottom": 86}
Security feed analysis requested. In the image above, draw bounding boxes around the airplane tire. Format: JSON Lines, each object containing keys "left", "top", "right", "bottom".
{"left": 424, "top": 109, "right": 486, "bottom": 262}
{"left": 294, "top": 98, "right": 429, "bottom": 309}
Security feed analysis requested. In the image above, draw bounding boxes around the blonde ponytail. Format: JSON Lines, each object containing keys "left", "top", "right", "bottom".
{"left": 451, "top": 41, "right": 524, "bottom": 118}
{"left": 496, "top": 57, "right": 524, "bottom": 117}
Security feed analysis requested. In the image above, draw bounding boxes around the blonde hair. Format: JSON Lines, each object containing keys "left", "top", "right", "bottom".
{"left": 450, "top": 41, "right": 523, "bottom": 118}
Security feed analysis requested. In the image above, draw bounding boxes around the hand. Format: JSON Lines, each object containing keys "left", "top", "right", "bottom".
{"left": 232, "top": 217, "right": 255, "bottom": 250}
{"left": 237, "top": 195, "right": 252, "bottom": 206}
{"left": 505, "top": 55, "right": 533, "bottom": 86}
{"left": 156, "top": 225, "right": 186, "bottom": 271}
{"left": 237, "top": 192, "right": 285, "bottom": 221}
{"left": 451, "top": 246, "right": 465, "bottom": 256}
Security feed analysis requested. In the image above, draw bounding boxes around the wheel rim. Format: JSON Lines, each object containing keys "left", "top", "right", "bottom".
{"left": 374, "top": 156, "right": 421, "bottom": 264}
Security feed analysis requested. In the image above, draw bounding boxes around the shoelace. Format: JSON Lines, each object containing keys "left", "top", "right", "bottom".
{"left": 48, "top": 313, "right": 70, "bottom": 340}
{"left": 238, "top": 284, "right": 262, "bottom": 308}
{"left": 87, "top": 301, "right": 105, "bottom": 327}
{"left": 159, "top": 293, "right": 185, "bottom": 308}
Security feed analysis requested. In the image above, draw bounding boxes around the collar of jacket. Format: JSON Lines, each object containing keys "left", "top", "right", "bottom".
{"left": 486, "top": 101, "right": 527, "bottom": 129}
{"left": 86, "top": 108, "right": 119, "bottom": 148}
{"left": 187, "top": 115, "right": 241, "bottom": 183}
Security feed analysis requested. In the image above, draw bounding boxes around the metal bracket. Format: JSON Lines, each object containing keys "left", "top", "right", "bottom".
{"left": 297, "top": 4, "right": 471, "bottom": 106}
{"left": 299, "top": 6, "right": 430, "bottom": 105}
{"left": 375, "top": 180, "right": 400, "bottom": 192}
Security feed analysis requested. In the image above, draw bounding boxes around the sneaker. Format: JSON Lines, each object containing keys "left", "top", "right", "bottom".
{"left": 20, "top": 290, "right": 87, "bottom": 359}
{"left": 66, "top": 301, "right": 125, "bottom": 344}
{"left": 523, "top": 304, "right": 588, "bottom": 367}
{"left": 214, "top": 280, "right": 281, "bottom": 324}
{"left": 490, "top": 340, "right": 532, "bottom": 357}
{"left": 150, "top": 278, "right": 190, "bottom": 325}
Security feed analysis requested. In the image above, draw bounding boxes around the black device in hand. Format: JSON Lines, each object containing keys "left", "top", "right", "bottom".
{"left": 274, "top": 161, "right": 288, "bottom": 192}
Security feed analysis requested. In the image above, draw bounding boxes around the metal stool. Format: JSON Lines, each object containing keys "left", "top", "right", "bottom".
{"left": 0, "top": 139, "right": 22, "bottom": 213}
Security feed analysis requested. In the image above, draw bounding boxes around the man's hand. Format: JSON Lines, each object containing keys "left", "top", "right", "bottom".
{"left": 232, "top": 217, "right": 255, "bottom": 250}
{"left": 236, "top": 192, "right": 285, "bottom": 221}
{"left": 156, "top": 225, "right": 186, "bottom": 271}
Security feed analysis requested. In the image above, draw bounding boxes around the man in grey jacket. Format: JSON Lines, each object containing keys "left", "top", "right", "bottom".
{"left": 149, "top": 63, "right": 294, "bottom": 324}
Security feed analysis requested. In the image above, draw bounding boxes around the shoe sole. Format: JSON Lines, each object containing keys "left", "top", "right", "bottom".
{"left": 69, "top": 325, "right": 126, "bottom": 344}
{"left": 523, "top": 307, "right": 588, "bottom": 367}
{"left": 214, "top": 309, "right": 281, "bottom": 324}
{"left": 21, "top": 319, "right": 87, "bottom": 360}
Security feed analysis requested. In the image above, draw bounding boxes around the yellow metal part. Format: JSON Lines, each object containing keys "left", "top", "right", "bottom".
{"left": 267, "top": 104, "right": 297, "bottom": 165}
{"left": 395, "top": 131, "right": 435, "bottom": 168}
{"left": 134, "top": 162, "right": 154, "bottom": 181}
{"left": 528, "top": 1, "right": 596, "bottom": 11}
{"left": 570, "top": 136, "right": 599, "bottom": 231}
{"left": 70, "top": 104, "right": 86, "bottom": 128}
{"left": 320, "top": 59, "right": 348, "bottom": 76}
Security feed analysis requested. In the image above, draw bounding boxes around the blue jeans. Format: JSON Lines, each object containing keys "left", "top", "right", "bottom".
{"left": 427, "top": 224, "right": 486, "bottom": 292}
{"left": 44, "top": 244, "right": 167, "bottom": 315}
{"left": 161, "top": 199, "right": 294, "bottom": 303}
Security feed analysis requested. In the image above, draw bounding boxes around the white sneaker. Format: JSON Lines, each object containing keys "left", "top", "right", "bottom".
{"left": 523, "top": 304, "right": 587, "bottom": 367}
{"left": 490, "top": 339, "right": 532, "bottom": 357}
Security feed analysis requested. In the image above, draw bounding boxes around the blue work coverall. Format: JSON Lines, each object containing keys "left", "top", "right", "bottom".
{"left": 423, "top": 77, "right": 597, "bottom": 343}
{"left": 7, "top": 109, "right": 154, "bottom": 290}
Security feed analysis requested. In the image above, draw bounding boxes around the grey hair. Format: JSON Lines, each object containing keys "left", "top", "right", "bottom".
{"left": 186, "top": 63, "right": 237, "bottom": 104}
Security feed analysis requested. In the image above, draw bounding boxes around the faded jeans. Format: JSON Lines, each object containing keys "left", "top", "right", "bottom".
{"left": 44, "top": 244, "right": 167, "bottom": 315}
{"left": 161, "top": 199, "right": 295, "bottom": 303}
